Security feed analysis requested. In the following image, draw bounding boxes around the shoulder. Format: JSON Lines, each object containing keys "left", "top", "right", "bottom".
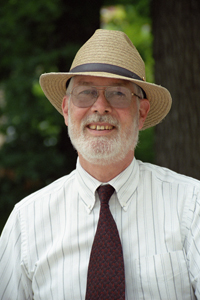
{"left": 15, "top": 169, "right": 76, "bottom": 211}
{"left": 137, "top": 159, "right": 200, "bottom": 188}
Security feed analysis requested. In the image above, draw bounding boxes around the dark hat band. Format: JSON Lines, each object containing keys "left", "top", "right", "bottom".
{"left": 69, "top": 63, "right": 144, "bottom": 81}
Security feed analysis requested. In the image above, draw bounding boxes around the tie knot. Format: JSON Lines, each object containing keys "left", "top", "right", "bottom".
{"left": 97, "top": 184, "right": 115, "bottom": 204}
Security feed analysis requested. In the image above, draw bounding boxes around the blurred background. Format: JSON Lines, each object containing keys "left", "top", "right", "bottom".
{"left": 0, "top": 0, "right": 200, "bottom": 232}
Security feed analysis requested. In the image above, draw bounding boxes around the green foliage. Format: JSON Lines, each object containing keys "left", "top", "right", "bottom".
{"left": 103, "top": 0, "right": 151, "bottom": 18}
{"left": 135, "top": 127, "right": 154, "bottom": 162}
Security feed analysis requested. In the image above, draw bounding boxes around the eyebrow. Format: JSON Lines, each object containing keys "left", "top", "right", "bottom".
{"left": 76, "top": 81, "right": 95, "bottom": 85}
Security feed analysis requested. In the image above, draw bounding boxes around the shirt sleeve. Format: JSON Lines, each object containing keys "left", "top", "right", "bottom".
{"left": 184, "top": 187, "right": 200, "bottom": 299}
{"left": 0, "top": 208, "right": 32, "bottom": 300}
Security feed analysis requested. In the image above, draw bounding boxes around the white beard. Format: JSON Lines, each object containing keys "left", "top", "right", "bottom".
{"left": 68, "top": 112, "right": 139, "bottom": 166}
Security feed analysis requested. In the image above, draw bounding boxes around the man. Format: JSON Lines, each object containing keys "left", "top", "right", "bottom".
{"left": 0, "top": 29, "right": 200, "bottom": 299}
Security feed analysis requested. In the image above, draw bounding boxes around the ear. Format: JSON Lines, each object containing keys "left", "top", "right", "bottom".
{"left": 138, "top": 99, "right": 150, "bottom": 130}
{"left": 62, "top": 95, "right": 69, "bottom": 126}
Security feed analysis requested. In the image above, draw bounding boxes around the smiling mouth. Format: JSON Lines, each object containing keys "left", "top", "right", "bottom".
{"left": 88, "top": 125, "right": 114, "bottom": 130}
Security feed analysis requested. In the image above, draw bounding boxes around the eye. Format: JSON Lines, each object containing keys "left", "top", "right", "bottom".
{"left": 113, "top": 91, "right": 126, "bottom": 97}
{"left": 107, "top": 89, "right": 126, "bottom": 98}
{"left": 79, "top": 89, "right": 91, "bottom": 95}
{"left": 78, "top": 88, "right": 97, "bottom": 98}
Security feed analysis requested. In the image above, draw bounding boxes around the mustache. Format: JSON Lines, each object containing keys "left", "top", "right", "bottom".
{"left": 81, "top": 114, "right": 119, "bottom": 127}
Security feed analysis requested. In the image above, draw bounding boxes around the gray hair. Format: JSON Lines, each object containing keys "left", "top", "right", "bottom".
{"left": 66, "top": 77, "right": 74, "bottom": 95}
{"left": 132, "top": 83, "right": 145, "bottom": 99}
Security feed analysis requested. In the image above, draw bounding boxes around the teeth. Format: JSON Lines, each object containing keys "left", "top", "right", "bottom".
{"left": 89, "top": 125, "right": 113, "bottom": 130}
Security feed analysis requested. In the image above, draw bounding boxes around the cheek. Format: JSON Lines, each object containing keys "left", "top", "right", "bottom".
{"left": 118, "top": 106, "right": 139, "bottom": 127}
{"left": 69, "top": 106, "right": 89, "bottom": 127}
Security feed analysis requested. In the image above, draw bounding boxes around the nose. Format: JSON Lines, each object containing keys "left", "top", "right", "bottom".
{"left": 90, "top": 90, "right": 112, "bottom": 114}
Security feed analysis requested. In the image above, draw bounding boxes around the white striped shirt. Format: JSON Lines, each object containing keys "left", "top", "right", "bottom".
{"left": 1, "top": 158, "right": 200, "bottom": 299}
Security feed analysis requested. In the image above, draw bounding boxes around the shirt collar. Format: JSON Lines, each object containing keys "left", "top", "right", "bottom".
{"left": 75, "top": 158, "right": 100, "bottom": 213}
{"left": 109, "top": 158, "right": 139, "bottom": 211}
{"left": 75, "top": 157, "right": 139, "bottom": 213}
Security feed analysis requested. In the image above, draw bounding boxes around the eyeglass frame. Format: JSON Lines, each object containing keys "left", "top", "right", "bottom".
{"left": 69, "top": 85, "right": 143, "bottom": 108}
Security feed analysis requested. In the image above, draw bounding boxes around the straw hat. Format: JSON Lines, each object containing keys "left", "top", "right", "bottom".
{"left": 39, "top": 29, "right": 172, "bottom": 130}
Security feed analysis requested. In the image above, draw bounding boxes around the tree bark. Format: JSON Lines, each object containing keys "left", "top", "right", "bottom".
{"left": 152, "top": 0, "right": 200, "bottom": 179}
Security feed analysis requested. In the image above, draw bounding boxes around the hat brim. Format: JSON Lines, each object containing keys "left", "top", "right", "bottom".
{"left": 39, "top": 72, "right": 172, "bottom": 130}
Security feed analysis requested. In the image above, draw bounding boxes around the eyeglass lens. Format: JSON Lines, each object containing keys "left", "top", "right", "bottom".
{"left": 70, "top": 85, "right": 133, "bottom": 108}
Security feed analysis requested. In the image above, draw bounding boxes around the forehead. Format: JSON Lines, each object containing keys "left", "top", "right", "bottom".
{"left": 72, "top": 75, "right": 132, "bottom": 87}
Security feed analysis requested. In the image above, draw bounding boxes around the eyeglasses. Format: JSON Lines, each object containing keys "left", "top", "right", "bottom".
{"left": 69, "top": 85, "right": 142, "bottom": 108}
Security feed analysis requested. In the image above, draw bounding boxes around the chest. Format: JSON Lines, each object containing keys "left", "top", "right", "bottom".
{"left": 27, "top": 191, "right": 194, "bottom": 299}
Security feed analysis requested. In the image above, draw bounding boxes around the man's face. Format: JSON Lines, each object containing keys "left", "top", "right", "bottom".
{"left": 62, "top": 76, "right": 149, "bottom": 166}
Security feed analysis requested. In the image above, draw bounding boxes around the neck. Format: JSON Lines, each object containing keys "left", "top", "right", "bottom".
{"left": 78, "top": 151, "right": 134, "bottom": 182}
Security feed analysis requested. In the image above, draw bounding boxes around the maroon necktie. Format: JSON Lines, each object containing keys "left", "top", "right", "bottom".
{"left": 85, "top": 184, "right": 125, "bottom": 300}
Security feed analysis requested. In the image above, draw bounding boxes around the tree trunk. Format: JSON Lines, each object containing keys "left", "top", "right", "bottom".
{"left": 152, "top": 0, "right": 200, "bottom": 179}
